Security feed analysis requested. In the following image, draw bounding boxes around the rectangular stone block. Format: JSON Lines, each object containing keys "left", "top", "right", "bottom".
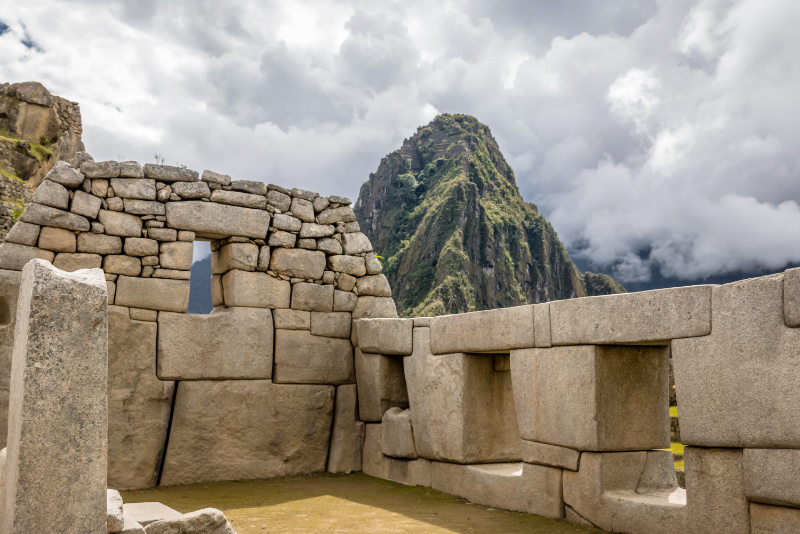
{"left": 53, "top": 252, "right": 102, "bottom": 271}
{"left": 5, "top": 222, "right": 39, "bottom": 246}
{"left": 222, "top": 270, "right": 290, "bottom": 308}
{"left": 0, "top": 243, "right": 54, "bottom": 270}
{"left": 98, "top": 209, "right": 143, "bottom": 237}
{"left": 1, "top": 260, "right": 107, "bottom": 534}
{"left": 77, "top": 232, "right": 122, "bottom": 254}
{"left": 521, "top": 440, "right": 580, "bottom": 471}
{"left": 212, "top": 242, "right": 258, "bottom": 273}
{"left": 355, "top": 348, "right": 408, "bottom": 422}
{"left": 38, "top": 226, "right": 76, "bottom": 252}
{"left": 327, "top": 384, "right": 362, "bottom": 473}
{"left": 550, "top": 285, "right": 712, "bottom": 345}
{"left": 115, "top": 276, "right": 190, "bottom": 312}
{"left": 355, "top": 318, "right": 413, "bottom": 355}
{"left": 511, "top": 345, "right": 669, "bottom": 451}
{"left": 143, "top": 164, "right": 198, "bottom": 182}
{"left": 750, "top": 503, "right": 800, "bottom": 534}
{"left": 429, "top": 305, "right": 534, "bottom": 354}
{"left": 20, "top": 202, "right": 90, "bottom": 231}
{"left": 159, "top": 241, "right": 193, "bottom": 270}
{"left": 123, "top": 199, "right": 165, "bottom": 216}
{"left": 110, "top": 178, "right": 156, "bottom": 200}
{"left": 673, "top": 274, "right": 800, "bottom": 447}
{"left": 107, "top": 306, "right": 174, "bottom": 490}
{"left": 270, "top": 248, "right": 326, "bottom": 279}
{"left": 158, "top": 307, "right": 273, "bottom": 380}
{"left": 274, "top": 309, "right": 310, "bottom": 330}
{"left": 210, "top": 189, "right": 266, "bottom": 209}
{"left": 274, "top": 329, "right": 354, "bottom": 384}
{"left": 292, "top": 282, "right": 334, "bottom": 311}
{"left": 685, "top": 447, "right": 749, "bottom": 534}
{"left": 165, "top": 201, "right": 269, "bottom": 239}
{"left": 362, "top": 424, "right": 431, "bottom": 487}
{"left": 405, "top": 326, "right": 520, "bottom": 463}
{"left": 743, "top": 448, "right": 800, "bottom": 508}
{"left": 160, "top": 380, "right": 334, "bottom": 485}
{"left": 380, "top": 407, "right": 417, "bottom": 459}
{"left": 310, "top": 311, "right": 351, "bottom": 338}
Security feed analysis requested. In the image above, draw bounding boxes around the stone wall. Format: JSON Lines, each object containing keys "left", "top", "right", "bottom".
{"left": 354, "top": 273, "right": 800, "bottom": 533}
{"left": 0, "top": 156, "right": 397, "bottom": 489}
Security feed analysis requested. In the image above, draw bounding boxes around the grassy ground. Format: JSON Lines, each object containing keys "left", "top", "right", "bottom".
{"left": 122, "top": 473, "right": 605, "bottom": 534}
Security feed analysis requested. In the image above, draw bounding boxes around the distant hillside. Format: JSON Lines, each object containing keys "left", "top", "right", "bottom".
{"left": 355, "top": 114, "right": 624, "bottom": 317}
{"left": 188, "top": 256, "right": 212, "bottom": 314}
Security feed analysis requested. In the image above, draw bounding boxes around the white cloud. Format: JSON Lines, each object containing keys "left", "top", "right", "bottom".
{"left": 0, "top": 0, "right": 799, "bottom": 283}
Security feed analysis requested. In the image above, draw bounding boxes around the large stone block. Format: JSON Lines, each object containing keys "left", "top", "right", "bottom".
{"left": 165, "top": 201, "right": 270, "bottom": 239}
{"left": 521, "top": 440, "right": 580, "bottom": 471}
{"left": 743, "top": 448, "right": 800, "bottom": 508}
{"left": 0, "top": 243, "right": 54, "bottom": 270}
{"left": 429, "top": 305, "right": 535, "bottom": 354}
{"left": 673, "top": 274, "right": 800, "bottom": 447}
{"left": 291, "top": 282, "right": 333, "bottom": 311}
{"left": 355, "top": 318, "right": 413, "bottom": 355}
{"left": 274, "top": 309, "right": 310, "bottom": 330}
{"left": 160, "top": 380, "right": 334, "bottom": 485}
{"left": 784, "top": 267, "right": 800, "bottom": 327}
{"left": 38, "top": 226, "right": 76, "bottom": 252}
{"left": 32, "top": 179, "right": 69, "bottom": 209}
{"left": 115, "top": 276, "right": 190, "bottom": 312}
{"left": 98, "top": 209, "right": 142, "bottom": 237}
{"left": 53, "top": 252, "right": 102, "bottom": 271}
{"left": 550, "top": 285, "right": 712, "bottom": 345}
{"left": 684, "top": 447, "right": 749, "bottom": 534}
{"left": 750, "top": 503, "right": 800, "bottom": 534}
{"left": 212, "top": 242, "right": 258, "bottom": 272}
{"left": 158, "top": 307, "right": 273, "bottom": 380}
{"left": 310, "top": 311, "right": 351, "bottom": 338}
{"left": 143, "top": 164, "right": 198, "bottom": 182}
{"left": 107, "top": 306, "right": 174, "bottom": 490}
{"left": 159, "top": 241, "right": 193, "bottom": 270}
{"left": 327, "top": 384, "right": 363, "bottom": 474}
{"left": 269, "top": 248, "right": 326, "bottom": 279}
{"left": 5, "top": 222, "right": 39, "bottom": 246}
{"left": 404, "top": 326, "right": 520, "bottom": 463}
{"left": 511, "top": 345, "right": 670, "bottom": 451}
{"left": 273, "top": 329, "right": 354, "bottom": 384}
{"left": 1, "top": 260, "right": 107, "bottom": 534}
{"left": 70, "top": 190, "right": 102, "bottom": 219}
{"left": 0, "top": 269, "right": 22, "bottom": 447}
{"left": 77, "top": 232, "right": 122, "bottom": 254}
{"left": 352, "top": 296, "right": 398, "bottom": 318}
{"left": 327, "top": 254, "right": 366, "bottom": 276}
{"left": 109, "top": 178, "right": 156, "bottom": 200}
{"left": 355, "top": 274, "right": 391, "bottom": 297}
{"left": 221, "top": 270, "right": 290, "bottom": 308}
{"left": 142, "top": 508, "right": 235, "bottom": 534}
{"left": 355, "top": 348, "right": 408, "bottom": 422}
{"left": 362, "top": 424, "right": 431, "bottom": 487}
{"left": 20, "top": 202, "right": 90, "bottom": 231}
{"left": 380, "top": 407, "right": 417, "bottom": 459}
{"left": 563, "top": 451, "right": 687, "bottom": 533}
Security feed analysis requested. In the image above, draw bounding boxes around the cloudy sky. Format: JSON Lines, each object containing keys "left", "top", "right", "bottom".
{"left": 2, "top": 0, "right": 799, "bottom": 283}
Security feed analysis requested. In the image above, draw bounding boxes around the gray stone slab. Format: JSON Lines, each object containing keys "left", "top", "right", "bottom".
{"left": 750, "top": 503, "right": 800, "bottom": 534}
{"left": 380, "top": 407, "right": 417, "bottom": 459}
{"left": 115, "top": 276, "right": 190, "bottom": 312}
{"left": 165, "top": 201, "right": 270, "bottom": 238}
{"left": 5, "top": 222, "right": 40, "bottom": 246}
{"left": 0, "top": 243, "right": 54, "bottom": 270}
{"left": 20, "top": 202, "right": 90, "bottom": 231}
{"left": 221, "top": 270, "right": 290, "bottom": 308}
{"left": 533, "top": 303, "right": 552, "bottom": 347}
{"left": 783, "top": 267, "right": 800, "bottom": 327}
{"left": 743, "top": 448, "right": 800, "bottom": 508}
{"left": 327, "top": 384, "right": 363, "bottom": 474}
{"left": 685, "top": 447, "right": 749, "bottom": 534}
{"left": 142, "top": 164, "right": 198, "bottom": 182}
{"left": 310, "top": 311, "right": 351, "bottom": 338}
{"left": 520, "top": 440, "right": 580, "bottom": 471}
{"left": 158, "top": 307, "right": 273, "bottom": 380}
{"left": 110, "top": 178, "right": 156, "bottom": 200}
{"left": 98, "top": 210, "right": 142, "bottom": 237}
{"left": 355, "top": 318, "right": 413, "bottom": 355}
{"left": 160, "top": 380, "right": 333, "bottom": 485}
{"left": 270, "top": 248, "right": 326, "bottom": 279}
{"left": 273, "top": 329, "right": 354, "bottom": 384}
{"left": 429, "top": 305, "right": 534, "bottom": 354}
{"left": 0, "top": 269, "right": 21, "bottom": 447}
{"left": 123, "top": 502, "right": 181, "bottom": 527}
{"left": 1, "top": 260, "right": 107, "bottom": 534}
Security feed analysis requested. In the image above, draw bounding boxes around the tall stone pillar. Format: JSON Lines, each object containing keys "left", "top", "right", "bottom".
{"left": 0, "top": 259, "right": 107, "bottom": 534}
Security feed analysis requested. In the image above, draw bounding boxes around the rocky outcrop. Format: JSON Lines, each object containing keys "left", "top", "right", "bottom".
{"left": 355, "top": 114, "right": 624, "bottom": 316}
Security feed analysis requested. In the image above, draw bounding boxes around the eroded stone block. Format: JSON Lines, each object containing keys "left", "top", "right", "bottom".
{"left": 381, "top": 407, "right": 417, "bottom": 459}
{"left": 743, "top": 448, "right": 800, "bottom": 508}
{"left": 355, "top": 318, "right": 413, "bottom": 355}
{"left": 269, "top": 248, "right": 326, "bottom": 279}
{"left": 750, "top": 503, "right": 800, "bottom": 534}
{"left": 115, "top": 276, "right": 189, "bottom": 312}
{"left": 310, "top": 311, "right": 351, "bottom": 338}
{"left": 291, "top": 282, "right": 334, "bottom": 311}
{"left": 165, "top": 201, "right": 269, "bottom": 239}
{"left": 685, "top": 447, "right": 749, "bottom": 534}
{"left": 327, "top": 385, "right": 363, "bottom": 474}
{"left": 221, "top": 270, "right": 290, "bottom": 308}
{"left": 273, "top": 329, "right": 354, "bottom": 384}
{"left": 429, "top": 305, "right": 534, "bottom": 354}
{"left": 521, "top": 440, "right": 580, "bottom": 471}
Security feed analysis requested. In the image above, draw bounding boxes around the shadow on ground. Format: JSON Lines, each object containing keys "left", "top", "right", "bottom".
{"left": 122, "top": 473, "right": 604, "bottom": 533}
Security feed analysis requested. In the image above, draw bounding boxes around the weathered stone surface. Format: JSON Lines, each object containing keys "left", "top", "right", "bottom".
{"left": 292, "top": 282, "right": 334, "bottom": 311}
{"left": 124, "top": 199, "right": 166, "bottom": 215}
{"left": 71, "top": 190, "right": 102, "bottom": 219}
{"left": 511, "top": 345, "right": 669, "bottom": 451}
{"left": 222, "top": 270, "right": 290, "bottom": 308}
{"left": 327, "top": 254, "right": 366, "bottom": 276}
{"left": 209, "top": 189, "right": 266, "bottom": 209}
{"left": 381, "top": 407, "right": 417, "bottom": 459}
{"left": 129, "top": 308, "right": 157, "bottom": 321}
{"left": 364, "top": 252, "right": 382, "bottom": 275}
{"left": 430, "top": 305, "right": 534, "bottom": 354}
{"left": 783, "top": 267, "right": 800, "bottom": 327}
{"left": 273, "top": 213, "right": 302, "bottom": 232}
{"left": 32, "top": 179, "right": 69, "bottom": 209}
{"left": 1, "top": 260, "right": 107, "bottom": 534}
{"left": 550, "top": 285, "right": 712, "bottom": 345}
{"left": 266, "top": 190, "right": 291, "bottom": 211}
{"left": 318, "top": 206, "right": 356, "bottom": 224}
{"left": 563, "top": 451, "right": 687, "bottom": 533}
{"left": 124, "top": 237, "right": 159, "bottom": 257}
{"left": 334, "top": 289, "right": 357, "bottom": 311}
{"left": 273, "top": 329, "right": 354, "bottom": 384}
{"left": 107, "top": 489, "right": 124, "bottom": 533}
{"left": 5, "top": 222, "right": 39, "bottom": 246}
{"left": 119, "top": 161, "right": 144, "bottom": 178}
{"left": 300, "top": 222, "right": 334, "bottom": 238}
{"left": 98, "top": 210, "right": 143, "bottom": 237}
{"left": 355, "top": 318, "right": 413, "bottom": 355}
{"left": 533, "top": 303, "right": 552, "bottom": 347}
{"left": 685, "top": 447, "right": 748, "bottom": 534}
{"left": 317, "top": 237, "right": 342, "bottom": 255}
{"left": 290, "top": 197, "right": 315, "bottom": 222}
{"left": 109, "top": 178, "right": 156, "bottom": 200}
{"left": 213, "top": 242, "right": 258, "bottom": 273}
{"left": 165, "top": 201, "right": 269, "bottom": 239}
{"left": 750, "top": 503, "right": 800, "bottom": 534}
{"left": 143, "top": 508, "right": 236, "bottom": 534}
{"left": 45, "top": 160, "right": 85, "bottom": 187}
{"left": 268, "top": 230, "right": 296, "bottom": 248}
{"left": 231, "top": 179, "right": 267, "bottom": 195}
{"left": 313, "top": 196, "right": 330, "bottom": 213}
{"left": 291, "top": 187, "right": 317, "bottom": 201}
{"left": 341, "top": 232, "right": 372, "bottom": 254}
{"left": 352, "top": 296, "right": 398, "bottom": 318}
{"left": 160, "top": 380, "right": 334, "bottom": 485}
{"left": 21, "top": 202, "right": 90, "bottom": 231}
{"left": 298, "top": 238, "right": 316, "bottom": 249}
{"left": 158, "top": 307, "right": 273, "bottom": 380}
{"left": 124, "top": 502, "right": 181, "bottom": 527}
{"left": 159, "top": 241, "right": 193, "bottom": 270}
{"left": 142, "top": 164, "right": 198, "bottom": 182}
{"left": 0, "top": 269, "right": 21, "bottom": 446}
{"left": 148, "top": 228, "right": 177, "bottom": 242}
{"left": 53, "top": 252, "right": 102, "bottom": 271}
{"left": 270, "top": 248, "right": 326, "bottom": 279}
{"left": 104, "top": 255, "right": 142, "bottom": 276}
{"left": 328, "top": 385, "right": 363, "bottom": 474}
{"left": 743, "top": 448, "right": 800, "bottom": 507}
{"left": 274, "top": 309, "right": 310, "bottom": 329}
{"left": 171, "top": 181, "right": 210, "bottom": 199}
{"left": 91, "top": 179, "right": 108, "bottom": 197}
{"left": 673, "top": 274, "right": 800, "bottom": 447}
{"left": 405, "top": 327, "right": 520, "bottom": 463}
{"left": 201, "top": 169, "right": 231, "bottom": 186}
{"left": 256, "top": 246, "right": 270, "bottom": 271}
{"left": 310, "top": 311, "right": 351, "bottom": 338}
{"left": 107, "top": 306, "right": 174, "bottom": 490}
{"left": 337, "top": 273, "right": 356, "bottom": 291}
{"left": 362, "top": 424, "right": 431, "bottom": 487}
{"left": 0, "top": 243, "right": 54, "bottom": 270}
{"left": 520, "top": 442, "right": 578, "bottom": 474}
{"left": 38, "top": 226, "right": 76, "bottom": 252}
{"left": 82, "top": 160, "right": 120, "bottom": 178}
{"left": 115, "top": 276, "right": 190, "bottom": 312}
{"left": 356, "top": 274, "right": 391, "bottom": 297}
{"left": 355, "top": 348, "right": 408, "bottom": 421}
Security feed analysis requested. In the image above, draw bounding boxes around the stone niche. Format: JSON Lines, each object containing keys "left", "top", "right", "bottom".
{"left": 0, "top": 157, "right": 399, "bottom": 489}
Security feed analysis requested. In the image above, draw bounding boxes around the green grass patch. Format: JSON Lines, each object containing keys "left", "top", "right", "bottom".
{"left": 0, "top": 167, "right": 23, "bottom": 182}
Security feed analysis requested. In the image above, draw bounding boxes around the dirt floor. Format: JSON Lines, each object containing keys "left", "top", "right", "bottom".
{"left": 122, "top": 472, "right": 604, "bottom": 533}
